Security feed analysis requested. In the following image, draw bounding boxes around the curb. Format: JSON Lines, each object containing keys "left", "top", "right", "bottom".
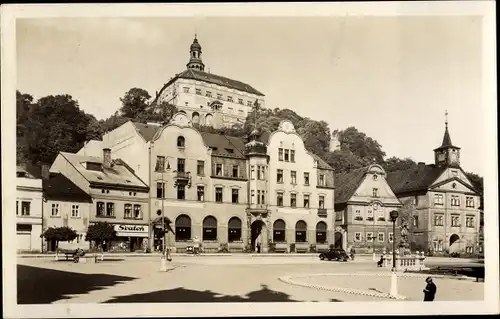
{"left": 279, "top": 274, "right": 407, "bottom": 300}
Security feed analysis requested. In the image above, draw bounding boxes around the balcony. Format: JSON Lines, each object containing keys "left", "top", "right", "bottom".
{"left": 174, "top": 171, "right": 191, "bottom": 188}
{"left": 317, "top": 208, "right": 327, "bottom": 217}
{"left": 247, "top": 204, "right": 268, "bottom": 214}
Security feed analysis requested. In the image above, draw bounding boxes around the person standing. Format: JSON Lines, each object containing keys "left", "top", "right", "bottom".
{"left": 256, "top": 233, "right": 262, "bottom": 253}
{"left": 423, "top": 277, "right": 437, "bottom": 301}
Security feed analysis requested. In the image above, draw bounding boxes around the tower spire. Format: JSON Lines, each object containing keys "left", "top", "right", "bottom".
{"left": 186, "top": 35, "right": 205, "bottom": 71}
{"left": 445, "top": 109, "right": 448, "bottom": 129}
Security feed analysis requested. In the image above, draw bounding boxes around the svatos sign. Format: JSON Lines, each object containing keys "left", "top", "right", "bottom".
{"left": 114, "top": 224, "right": 148, "bottom": 233}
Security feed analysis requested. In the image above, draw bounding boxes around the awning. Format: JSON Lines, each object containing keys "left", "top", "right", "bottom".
{"left": 151, "top": 216, "right": 175, "bottom": 233}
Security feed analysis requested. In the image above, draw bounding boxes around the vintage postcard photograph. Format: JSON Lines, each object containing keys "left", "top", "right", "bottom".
{"left": 1, "top": 2, "right": 498, "bottom": 318}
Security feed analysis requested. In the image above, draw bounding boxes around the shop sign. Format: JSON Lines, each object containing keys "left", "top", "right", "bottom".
{"left": 114, "top": 224, "right": 149, "bottom": 233}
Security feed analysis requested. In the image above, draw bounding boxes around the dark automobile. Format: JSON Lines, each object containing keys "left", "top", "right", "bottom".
{"left": 319, "top": 248, "right": 349, "bottom": 261}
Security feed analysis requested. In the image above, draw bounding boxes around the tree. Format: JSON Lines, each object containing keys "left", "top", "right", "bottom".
{"left": 119, "top": 88, "right": 151, "bottom": 119}
{"left": 334, "top": 127, "right": 386, "bottom": 164}
{"left": 41, "top": 226, "right": 78, "bottom": 256}
{"left": 16, "top": 91, "right": 34, "bottom": 163}
{"left": 85, "top": 222, "right": 116, "bottom": 251}
{"left": 20, "top": 93, "right": 96, "bottom": 165}
{"left": 383, "top": 157, "right": 418, "bottom": 173}
{"left": 465, "top": 171, "right": 484, "bottom": 209}
{"left": 323, "top": 149, "right": 365, "bottom": 172}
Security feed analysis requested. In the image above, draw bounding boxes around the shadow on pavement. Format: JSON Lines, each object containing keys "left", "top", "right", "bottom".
{"left": 17, "top": 264, "right": 136, "bottom": 304}
{"left": 105, "top": 284, "right": 315, "bottom": 303}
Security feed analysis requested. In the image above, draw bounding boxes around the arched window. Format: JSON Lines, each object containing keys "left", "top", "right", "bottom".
{"left": 192, "top": 112, "right": 200, "bottom": 124}
{"left": 203, "top": 216, "right": 217, "bottom": 241}
{"left": 175, "top": 214, "right": 191, "bottom": 241}
{"left": 295, "top": 220, "right": 307, "bottom": 243}
{"left": 273, "top": 219, "right": 286, "bottom": 242}
{"left": 177, "top": 136, "right": 185, "bottom": 148}
{"left": 205, "top": 114, "right": 213, "bottom": 126}
{"left": 316, "top": 221, "right": 327, "bottom": 244}
{"left": 228, "top": 217, "right": 242, "bottom": 242}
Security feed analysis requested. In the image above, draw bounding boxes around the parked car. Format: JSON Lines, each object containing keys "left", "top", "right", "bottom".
{"left": 319, "top": 248, "right": 349, "bottom": 261}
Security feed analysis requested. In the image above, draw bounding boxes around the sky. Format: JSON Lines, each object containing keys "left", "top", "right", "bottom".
{"left": 16, "top": 16, "right": 486, "bottom": 175}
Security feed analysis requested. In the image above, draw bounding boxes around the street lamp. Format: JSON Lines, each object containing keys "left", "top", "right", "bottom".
{"left": 389, "top": 210, "right": 399, "bottom": 297}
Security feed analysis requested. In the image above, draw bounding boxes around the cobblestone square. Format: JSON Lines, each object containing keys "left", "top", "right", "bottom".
{"left": 17, "top": 255, "right": 484, "bottom": 304}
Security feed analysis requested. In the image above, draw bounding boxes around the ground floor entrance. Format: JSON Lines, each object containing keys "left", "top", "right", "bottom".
{"left": 251, "top": 220, "right": 268, "bottom": 253}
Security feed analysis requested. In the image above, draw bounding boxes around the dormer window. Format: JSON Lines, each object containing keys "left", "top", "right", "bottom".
{"left": 225, "top": 148, "right": 234, "bottom": 154}
{"left": 177, "top": 136, "right": 185, "bottom": 148}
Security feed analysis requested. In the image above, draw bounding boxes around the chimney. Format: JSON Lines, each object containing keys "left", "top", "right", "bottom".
{"left": 41, "top": 164, "right": 50, "bottom": 180}
{"left": 103, "top": 148, "right": 112, "bottom": 169}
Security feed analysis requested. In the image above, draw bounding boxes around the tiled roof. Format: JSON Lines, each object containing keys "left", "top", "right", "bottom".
{"left": 334, "top": 167, "right": 368, "bottom": 204}
{"left": 132, "top": 122, "right": 161, "bottom": 142}
{"left": 154, "top": 69, "right": 264, "bottom": 104}
{"left": 60, "top": 152, "right": 148, "bottom": 190}
{"left": 43, "top": 173, "right": 92, "bottom": 202}
{"left": 386, "top": 164, "right": 446, "bottom": 195}
{"left": 199, "top": 132, "right": 247, "bottom": 158}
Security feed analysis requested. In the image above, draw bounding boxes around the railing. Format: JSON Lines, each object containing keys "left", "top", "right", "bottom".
{"left": 382, "top": 252, "right": 427, "bottom": 270}
{"left": 317, "top": 208, "right": 327, "bottom": 217}
{"left": 175, "top": 171, "right": 190, "bottom": 180}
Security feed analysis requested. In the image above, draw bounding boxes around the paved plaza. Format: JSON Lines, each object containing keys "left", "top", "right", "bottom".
{"left": 17, "top": 255, "right": 484, "bottom": 304}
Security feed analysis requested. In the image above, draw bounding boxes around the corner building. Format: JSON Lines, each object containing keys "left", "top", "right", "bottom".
{"left": 96, "top": 114, "right": 335, "bottom": 252}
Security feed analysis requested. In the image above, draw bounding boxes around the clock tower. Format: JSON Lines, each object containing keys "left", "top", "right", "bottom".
{"left": 434, "top": 110, "right": 461, "bottom": 167}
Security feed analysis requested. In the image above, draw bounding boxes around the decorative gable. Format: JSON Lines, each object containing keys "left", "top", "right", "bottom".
{"left": 429, "top": 177, "right": 478, "bottom": 194}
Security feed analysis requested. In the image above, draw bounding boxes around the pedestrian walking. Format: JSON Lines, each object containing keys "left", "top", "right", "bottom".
{"left": 423, "top": 277, "right": 437, "bottom": 301}
{"left": 193, "top": 236, "right": 200, "bottom": 255}
{"left": 350, "top": 247, "right": 356, "bottom": 260}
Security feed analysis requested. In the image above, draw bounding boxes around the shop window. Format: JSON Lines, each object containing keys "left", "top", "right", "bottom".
{"left": 273, "top": 219, "right": 286, "bottom": 242}
{"left": 295, "top": 220, "right": 307, "bottom": 242}
{"left": 203, "top": 216, "right": 217, "bottom": 241}
{"left": 316, "top": 221, "right": 327, "bottom": 243}
{"left": 228, "top": 217, "right": 242, "bottom": 242}
{"left": 175, "top": 214, "right": 191, "bottom": 241}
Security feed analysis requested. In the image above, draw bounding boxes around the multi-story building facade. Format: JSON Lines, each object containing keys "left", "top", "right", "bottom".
{"left": 151, "top": 36, "right": 265, "bottom": 129}
{"left": 49, "top": 149, "right": 150, "bottom": 252}
{"left": 16, "top": 165, "right": 43, "bottom": 252}
{"left": 334, "top": 164, "right": 402, "bottom": 253}
{"left": 42, "top": 172, "right": 93, "bottom": 251}
{"left": 386, "top": 120, "right": 481, "bottom": 254}
{"left": 92, "top": 113, "right": 335, "bottom": 253}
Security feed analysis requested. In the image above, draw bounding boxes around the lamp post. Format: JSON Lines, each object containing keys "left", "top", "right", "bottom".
{"left": 389, "top": 210, "right": 399, "bottom": 297}
{"left": 160, "top": 170, "right": 168, "bottom": 271}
